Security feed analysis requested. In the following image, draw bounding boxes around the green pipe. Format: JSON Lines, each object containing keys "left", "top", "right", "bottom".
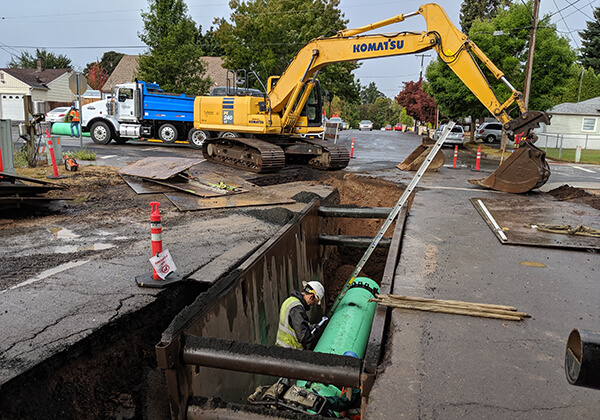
{"left": 51, "top": 122, "right": 90, "bottom": 137}
{"left": 298, "top": 277, "right": 380, "bottom": 400}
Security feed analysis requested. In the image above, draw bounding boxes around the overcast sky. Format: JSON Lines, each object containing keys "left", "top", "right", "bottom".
{"left": 0, "top": 0, "right": 595, "bottom": 97}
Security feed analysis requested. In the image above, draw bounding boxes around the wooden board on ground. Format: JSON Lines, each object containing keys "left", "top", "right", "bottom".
{"left": 118, "top": 157, "right": 204, "bottom": 180}
{"left": 471, "top": 196, "right": 600, "bottom": 251}
{"left": 145, "top": 177, "right": 242, "bottom": 198}
{"left": 165, "top": 188, "right": 295, "bottom": 211}
{"left": 188, "top": 169, "right": 253, "bottom": 191}
{"left": 0, "top": 171, "right": 65, "bottom": 188}
{"left": 120, "top": 175, "right": 174, "bottom": 194}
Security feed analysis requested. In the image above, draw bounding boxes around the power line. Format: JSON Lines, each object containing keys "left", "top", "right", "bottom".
{"left": 552, "top": 0, "right": 581, "bottom": 47}
{"left": 546, "top": 0, "right": 586, "bottom": 19}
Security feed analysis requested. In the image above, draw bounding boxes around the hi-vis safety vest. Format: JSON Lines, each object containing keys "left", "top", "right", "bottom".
{"left": 276, "top": 296, "right": 304, "bottom": 349}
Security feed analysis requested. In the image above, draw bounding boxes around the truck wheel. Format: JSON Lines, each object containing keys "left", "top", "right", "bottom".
{"left": 188, "top": 129, "right": 210, "bottom": 150}
{"left": 90, "top": 121, "right": 112, "bottom": 145}
{"left": 218, "top": 131, "right": 240, "bottom": 138}
{"left": 159, "top": 123, "right": 178, "bottom": 143}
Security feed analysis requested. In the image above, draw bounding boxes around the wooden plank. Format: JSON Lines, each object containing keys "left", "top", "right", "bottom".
{"left": 118, "top": 157, "right": 204, "bottom": 179}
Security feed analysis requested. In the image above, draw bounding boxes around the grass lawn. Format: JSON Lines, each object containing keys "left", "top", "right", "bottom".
{"left": 466, "top": 143, "right": 600, "bottom": 165}
{"left": 542, "top": 148, "right": 600, "bottom": 165}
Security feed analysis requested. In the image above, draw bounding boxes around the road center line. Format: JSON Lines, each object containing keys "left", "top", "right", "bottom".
{"left": 1, "top": 260, "right": 90, "bottom": 294}
{"left": 570, "top": 165, "right": 596, "bottom": 173}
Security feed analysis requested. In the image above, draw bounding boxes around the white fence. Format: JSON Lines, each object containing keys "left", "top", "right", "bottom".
{"left": 536, "top": 132, "right": 600, "bottom": 150}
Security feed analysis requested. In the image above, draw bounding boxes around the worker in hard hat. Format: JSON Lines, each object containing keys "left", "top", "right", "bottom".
{"left": 276, "top": 281, "right": 327, "bottom": 350}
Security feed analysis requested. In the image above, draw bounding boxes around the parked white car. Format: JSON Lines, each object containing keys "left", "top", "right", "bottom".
{"left": 45, "top": 107, "right": 71, "bottom": 123}
{"left": 359, "top": 120, "right": 373, "bottom": 131}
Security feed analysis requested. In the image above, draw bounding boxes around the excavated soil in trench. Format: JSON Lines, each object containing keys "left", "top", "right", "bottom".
{"left": 0, "top": 164, "right": 407, "bottom": 419}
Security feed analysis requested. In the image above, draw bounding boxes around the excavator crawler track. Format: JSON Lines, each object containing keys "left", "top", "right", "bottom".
{"left": 202, "top": 137, "right": 286, "bottom": 173}
{"left": 298, "top": 138, "right": 350, "bottom": 170}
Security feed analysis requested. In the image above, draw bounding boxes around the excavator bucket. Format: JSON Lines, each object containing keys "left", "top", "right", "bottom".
{"left": 397, "top": 138, "right": 445, "bottom": 172}
{"left": 468, "top": 142, "right": 550, "bottom": 193}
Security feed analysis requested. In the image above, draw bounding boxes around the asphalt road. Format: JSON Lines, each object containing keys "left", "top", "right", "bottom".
{"left": 11, "top": 128, "right": 600, "bottom": 419}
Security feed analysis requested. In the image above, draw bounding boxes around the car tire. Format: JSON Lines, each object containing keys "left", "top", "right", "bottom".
{"left": 188, "top": 129, "right": 210, "bottom": 150}
{"left": 485, "top": 134, "right": 496, "bottom": 144}
{"left": 90, "top": 121, "right": 112, "bottom": 145}
{"left": 159, "top": 123, "right": 178, "bottom": 143}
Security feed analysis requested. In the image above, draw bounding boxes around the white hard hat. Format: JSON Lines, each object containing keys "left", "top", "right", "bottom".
{"left": 306, "top": 281, "right": 325, "bottom": 304}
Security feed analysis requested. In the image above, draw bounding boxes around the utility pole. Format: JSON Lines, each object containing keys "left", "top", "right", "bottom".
{"left": 23, "top": 95, "right": 37, "bottom": 167}
{"left": 416, "top": 54, "right": 431, "bottom": 81}
{"left": 523, "top": 0, "right": 540, "bottom": 108}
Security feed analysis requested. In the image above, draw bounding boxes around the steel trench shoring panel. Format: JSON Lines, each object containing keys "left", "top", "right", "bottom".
{"left": 157, "top": 199, "right": 325, "bottom": 418}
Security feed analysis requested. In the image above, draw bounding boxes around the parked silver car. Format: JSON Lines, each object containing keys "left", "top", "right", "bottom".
{"left": 434, "top": 124, "right": 466, "bottom": 145}
{"left": 475, "top": 121, "right": 503, "bottom": 143}
{"left": 329, "top": 117, "right": 348, "bottom": 130}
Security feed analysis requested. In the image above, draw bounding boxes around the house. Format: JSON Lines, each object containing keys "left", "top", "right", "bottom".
{"left": 101, "top": 55, "right": 228, "bottom": 95}
{"left": 0, "top": 61, "right": 88, "bottom": 121}
{"left": 546, "top": 96, "right": 600, "bottom": 135}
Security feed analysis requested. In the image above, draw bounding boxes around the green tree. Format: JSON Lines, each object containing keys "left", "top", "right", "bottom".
{"left": 360, "top": 82, "right": 385, "bottom": 104}
{"left": 554, "top": 66, "right": 600, "bottom": 104}
{"left": 425, "top": 1, "right": 577, "bottom": 120}
{"left": 399, "top": 107, "right": 414, "bottom": 127}
{"left": 198, "top": 25, "right": 226, "bottom": 57}
{"left": 579, "top": 7, "right": 600, "bottom": 74}
{"left": 85, "top": 51, "right": 124, "bottom": 77}
{"left": 137, "top": 0, "right": 211, "bottom": 95}
{"left": 215, "top": 0, "right": 360, "bottom": 103}
{"left": 459, "top": 0, "right": 511, "bottom": 34}
{"left": 8, "top": 48, "right": 72, "bottom": 69}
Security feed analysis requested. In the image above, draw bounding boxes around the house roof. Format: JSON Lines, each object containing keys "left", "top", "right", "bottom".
{"left": 101, "top": 55, "right": 227, "bottom": 92}
{"left": 0, "top": 68, "right": 71, "bottom": 89}
{"left": 548, "top": 96, "right": 600, "bottom": 115}
{"left": 102, "top": 55, "right": 139, "bottom": 92}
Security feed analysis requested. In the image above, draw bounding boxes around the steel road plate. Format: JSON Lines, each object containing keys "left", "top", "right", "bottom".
{"left": 471, "top": 197, "right": 600, "bottom": 251}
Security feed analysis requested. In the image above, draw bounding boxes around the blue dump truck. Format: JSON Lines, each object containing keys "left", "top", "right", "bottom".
{"left": 81, "top": 80, "right": 206, "bottom": 148}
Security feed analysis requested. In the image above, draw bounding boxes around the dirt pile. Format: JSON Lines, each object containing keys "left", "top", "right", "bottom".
{"left": 548, "top": 184, "right": 600, "bottom": 211}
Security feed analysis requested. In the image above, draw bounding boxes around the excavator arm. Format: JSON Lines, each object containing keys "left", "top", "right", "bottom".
{"left": 269, "top": 3, "right": 549, "bottom": 140}
{"left": 268, "top": 3, "right": 551, "bottom": 193}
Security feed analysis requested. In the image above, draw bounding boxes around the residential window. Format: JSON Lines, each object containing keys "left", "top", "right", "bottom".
{"left": 582, "top": 117, "right": 597, "bottom": 132}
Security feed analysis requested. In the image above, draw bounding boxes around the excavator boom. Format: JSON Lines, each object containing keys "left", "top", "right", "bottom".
{"left": 195, "top": 3, "right": 550, "bottom": 191}
{"left": 265, "top": 3, "right": 551, "bottom": 192}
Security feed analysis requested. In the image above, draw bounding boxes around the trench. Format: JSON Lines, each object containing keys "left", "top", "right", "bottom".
{"left": 0, "top": 170, "right": 407, "bottom": 420}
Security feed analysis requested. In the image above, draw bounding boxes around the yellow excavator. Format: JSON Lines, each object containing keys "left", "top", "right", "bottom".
{"left": 193, "top": 3, "right": 551, "bottom": 193}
